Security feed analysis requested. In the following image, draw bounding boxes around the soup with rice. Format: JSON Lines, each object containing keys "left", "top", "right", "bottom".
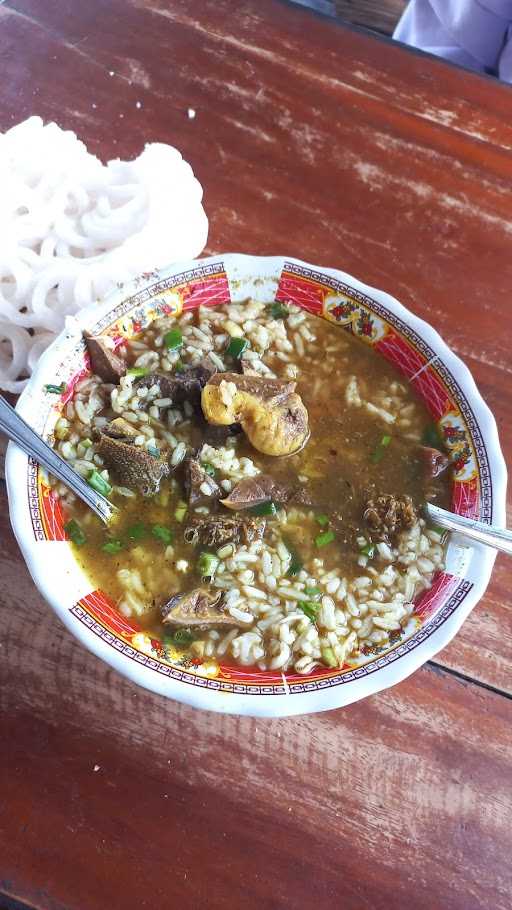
{"left": 52, "top": 299, "right": 451, "bottom": 675}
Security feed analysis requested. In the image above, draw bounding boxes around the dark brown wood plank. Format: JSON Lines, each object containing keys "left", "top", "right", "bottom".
{"left": 334, "top": 0, "right": 406, "bottom": 34}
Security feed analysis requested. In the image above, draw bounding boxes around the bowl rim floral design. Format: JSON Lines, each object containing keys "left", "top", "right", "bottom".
{"left": 5, "top": 254, "right": 507, "bottom": 716}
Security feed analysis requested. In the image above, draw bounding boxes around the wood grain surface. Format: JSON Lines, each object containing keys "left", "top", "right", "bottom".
{"left": 1, "top": 2, "right": 511, "bottom": 908}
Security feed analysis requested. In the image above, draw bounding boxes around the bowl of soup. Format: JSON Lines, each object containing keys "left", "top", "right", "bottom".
{"left": 6, "top": 254, "right": 506, "bottom": 715}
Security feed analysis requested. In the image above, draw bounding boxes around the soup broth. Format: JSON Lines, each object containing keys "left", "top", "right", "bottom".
{"left": 53, "top": 299, "right": 450, "bottom": 675}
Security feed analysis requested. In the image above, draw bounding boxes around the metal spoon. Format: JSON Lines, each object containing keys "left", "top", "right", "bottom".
{"left": 0, "top": 395, "right": 115, "bottom": 524}
{"left": 424, "top": 502, "right": 512, "bottom": 556}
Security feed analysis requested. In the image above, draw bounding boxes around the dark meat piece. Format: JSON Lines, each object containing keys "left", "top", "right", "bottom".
{"left": 220, "top": 473, "right": 308, "bottom": 510}
{"left": 184, "top": 515, "right": 266, "bottom": 548}
{"left": 183, "top": 457, "right": 222, "bottom": 506}
{"left": 204, "top": 371, "right": 295, "bottom": 406}
{"left": 84, "top": 331, "right": 126, "bottom": 384}
{"left": 363, "top": 493, "right": 418, "bottom": 543}
{"left": 136, "top": 362, "right": 215, "bottom": 410}
{"left": 98, "top": 418, "right": 170, "bottom": 495}
{"left": 418, "top": 446, "right": 449, "bottom": 479}
{"left": 200, "top": 420, "right": 242, "bottom": 446}
{"left": 161, "top": 587, "right": 242, "bottom": 630}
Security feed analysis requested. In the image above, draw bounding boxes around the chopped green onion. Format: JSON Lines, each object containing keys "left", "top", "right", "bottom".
{"left": 370, "top": 434, "right": 392, "bottom": 464}
{"left": 226, "top": 336, "right": 249, "bottom": 359}
{"left": 165, "top": 629, "right": 196, "bottom": 646}
{"left": 283, "top": 536, "right": 303, "bottom": 576}
{"left": 315, "top": 529, "right": 335, "bottom": 548}
{"left": 64, "top": 519, "right": 86, "bottom": 547}
{"left": 360, "top": 542, "right": 375, "bottom": 558}
{"left": 147, "top": 445, "right": 160, "bottom": 458}
{"left": 163, "top": 328, "right": 183, "bottom": 350}
{"left": 250, "top": 500, "right": 277, "bottom": 517}
{"left": 44, "top": 382, "right": 66, "bottom": 394}
{"left": 152, "top": 525, "right": 174, "bottom": 545}
{"left": 174, "top": 361, "right": 185, "bottom": 373}
{"left": 102, "top": 539, "right": 124, "bottom": 554}
{"left": 201, "top": 462, "right": 216, "bottom": 477}
{"left": 429, "top": 524, "right": 446, "bottom": 538}
{"left": 315, "top": 513, "right": 329, "bottom": 527}
{"left": 299, "top": 602, "right": 319, "bottom": 622}
{"left": 268, "top": 302, "right": 289, "bottom": 319}
{"left": 321, "top": 646, "right": 338, "bottom": 668}
{"left": 127, "top": 366, "right": 150, "bottom": 377}
{"left": 423, "top": 422, "right": 444, "bottom": 450}
{"left": 304, "top": 586, "right": 321, "bottom": 599}
{"left": 197, "top": 551, "right": 220, "bottom": 578}
{"left": 88, "top": 469, "right": 113, "bottom": 497}
{"left": 127, "top": 522, "right": 146, "bottom": 541}
{"left": 174, "top": 501, "right": 187, "bottom": 523}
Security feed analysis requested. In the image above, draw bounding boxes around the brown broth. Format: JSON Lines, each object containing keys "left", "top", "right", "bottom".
{"left": 67, "top": 308, "right": 451, "bottom": 651}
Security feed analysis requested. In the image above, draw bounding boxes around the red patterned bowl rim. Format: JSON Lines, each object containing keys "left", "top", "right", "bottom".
{"left": 5, "top": 255, "right": 507, "bottom": 716}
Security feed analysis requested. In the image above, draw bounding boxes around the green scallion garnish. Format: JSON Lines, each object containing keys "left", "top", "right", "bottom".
{"left": 201, "top": 462, "right": 216, "bottom": 477}
{"left": 315, "top": 514, "right": 329, "bottom": 527}
{"left": 163, "top": 328, "right": 183, "bottom": 350}
{"left": 268, "top": 302, "right": 289, "bottom": 319}
{"left": 88, "top": 469, "right": 113, "bottom": 497}
{"left": 127, "top": 366, "right": 150, "bottom": 377}
{"left": 360, "top": 542, "right": 375, "bottom": 558}
{"left": 315, "top": 529, "right": 335, "bottom": 548}
{"left": 152, "top": 525, "right": 174, "bottom": 545}
{"left": 299, "top": 602, "right": 319, "bottom": 622}
{"left": 226, "top": 336, "right": 249, "bottom": 359}
{"left": 147, "top": 445, "right": 160, "bottom": 458}
{"left": 321, "top": 646, "right": 337, "bottom": 668}
{"left": 166, "top": 629, "right": 196, "bottom": 646}
{"left": 44, "top": 382, "right": 66, "bottom": 394}
{"left": 422, "top": 422, "right": 444, "bottom": 450}
{"left": 304, "top": 586, "right": 321, "bottom": 599}
{"left": 197, "top": 551, "right": 219, "bottom": 578}
{"left": 174, "top": 501, "right": 187, "bottom": 523}
{"left": 127, "top": 522, "right": 146, "bottom": 541}
{"left": 102, "top": 539, "right": 124, "bottom": 554}
{"left": 250, "top": 500, "right": 277, "bottom": 517}
{"left": 370, "top": 434, "right": 392, "bottom": 464}
{"left": 283, "top": 536, "right": 303, "bottom": 576}
{"left": 64, "top": 519, "right": 86, "bottom": 546}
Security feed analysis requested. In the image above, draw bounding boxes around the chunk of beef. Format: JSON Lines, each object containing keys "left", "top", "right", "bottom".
{"left": 200, "top": 421, "right": 242, "bottom": 446}
{"left": 98, "top": 418, "right": 170, "bottom": 495}
{"left": 183, "top": 457, "right": 222, "bottom": 506}
{"left": 136, "top": 362, "right": 215, "bottom": 411}
{"left": 363, "top": 493, "right": 418, "bottom": 543}
{"left": 161, "top": 587, "right": 242, "bottom": 630}
{"left": 220, "top": 473, "right": 308, "bottom": 510}
{"left": 84, "top": 331, "right": 126, "bottom": 384}
{"left": 183, "top": 515, "right": 266, "bottom": 548}
{"left": 418, "top": 445, "right": 449, "bottom": 479}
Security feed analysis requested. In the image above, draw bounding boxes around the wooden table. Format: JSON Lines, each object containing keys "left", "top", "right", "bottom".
{"left": 1, "top": 2, "right": 511, "bottom": 908}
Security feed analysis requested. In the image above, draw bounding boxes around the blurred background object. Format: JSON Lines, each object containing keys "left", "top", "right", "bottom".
{"left": 292, "top": 0, "right": 407, "bottom": 34}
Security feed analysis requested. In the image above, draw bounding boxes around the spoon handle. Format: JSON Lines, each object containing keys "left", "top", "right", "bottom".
{"left": 0, "top": 395, "right": 114, "bottom": 524}
{"left": 425, "top": 502, "right": 512, "bottom": 556}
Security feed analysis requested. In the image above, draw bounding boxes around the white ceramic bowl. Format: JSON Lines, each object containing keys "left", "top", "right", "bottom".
{"left": 6, "top": 255, "right": 507, "bottom": 716}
